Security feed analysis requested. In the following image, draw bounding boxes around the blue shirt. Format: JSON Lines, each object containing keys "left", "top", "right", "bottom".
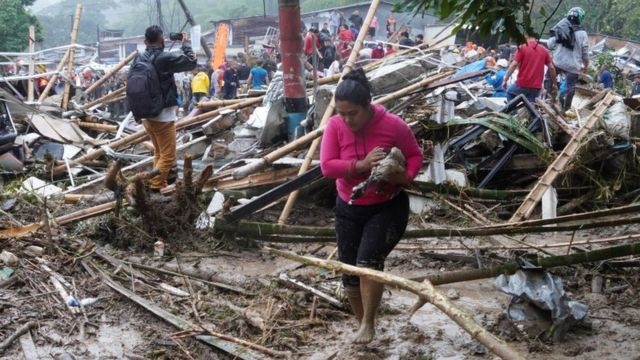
{"left": 599, "top": 70, "right": 613, "bottom": 89}
{"left": 485, "top": 68, "right": 507, "bottom": 96}
{"left": 250, "top": 67, "right": 268, "bottom": 90}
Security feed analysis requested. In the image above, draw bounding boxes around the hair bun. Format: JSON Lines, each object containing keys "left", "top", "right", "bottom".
{"left": 335, "top": 68, "right": 372, "bottom": 107}
{"left": 342, "top": 68, "right": 368, "bottom": 84}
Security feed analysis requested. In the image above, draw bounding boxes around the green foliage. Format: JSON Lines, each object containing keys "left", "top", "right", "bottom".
{"left": 392, "top": 0, "right": 640, "bottom": 44}
{"left": 392, "top": 0, "right": 541, "bottom": 43}
{"left": 0, "top": 0, "right": 42, "bottom": 51}
{"left": 593, "top": 52, "right": 616, "bottom": 71}
{"left": 532, "top": 0, "right": 640, "bottom": 42}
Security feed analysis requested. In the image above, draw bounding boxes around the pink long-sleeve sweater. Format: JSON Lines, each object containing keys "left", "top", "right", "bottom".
{"left": 320, "top": 104, "right": 423, "bottom": 205}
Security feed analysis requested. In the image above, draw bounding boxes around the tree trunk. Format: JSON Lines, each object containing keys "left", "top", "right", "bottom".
{"left": 413, "top": 242, "right": 640, "bottom": 285}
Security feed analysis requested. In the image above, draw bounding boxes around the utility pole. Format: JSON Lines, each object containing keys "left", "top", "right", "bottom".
{"left": 176, "top": 0, "right": 212, "bottom": 60}
{"left": 156, "top": 0, "right": 165, "bottom": 30}
{"left": 96, "top": 24, "right": 101, "bottom": 63}
{"left": 278, "top": 0, "right": 307, "bottom": 141}
{"left": 27, "top": 26, "right": 35, "bottom": 103}
{"left": 62, "top": 3, "right": 82, "bottom": 110}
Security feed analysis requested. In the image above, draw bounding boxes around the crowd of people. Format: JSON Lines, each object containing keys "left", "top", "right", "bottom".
{"left": 302, "top": 10, "right": 425, "bottom": 79}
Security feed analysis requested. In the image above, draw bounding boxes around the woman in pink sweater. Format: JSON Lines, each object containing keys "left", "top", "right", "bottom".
{"left": 320, "top": 69, "right": 423, "bottom": 344}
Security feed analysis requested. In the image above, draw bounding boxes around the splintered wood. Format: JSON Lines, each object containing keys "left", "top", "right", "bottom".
{"left": 509, "top": 92, "right": 615, "bottom": 223}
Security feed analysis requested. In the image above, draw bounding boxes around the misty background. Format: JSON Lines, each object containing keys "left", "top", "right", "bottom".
{"left": 28, "top": 0, "right": 363, "bottom": 49}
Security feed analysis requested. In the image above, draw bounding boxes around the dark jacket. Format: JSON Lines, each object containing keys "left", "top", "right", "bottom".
{"left": 223, "top": 68, "right": 239, "bottom": 87}
{"left": 134, "top": 45, "right": 196, "bottom": 108}
{"left": 632, "top": 81, "right": 640, "bottom": 97}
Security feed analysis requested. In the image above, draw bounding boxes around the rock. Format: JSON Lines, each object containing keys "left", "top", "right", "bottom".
{"left": 0, "top": 250, "right": 18, "bottom": 266}
{"left": 446, "top": 288, "right": 460, "bottom": 300}
{"left": 368, "top": 58, "right": 437, "bottom": 96}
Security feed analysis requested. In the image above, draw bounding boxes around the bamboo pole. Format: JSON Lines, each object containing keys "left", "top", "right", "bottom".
{"left": 54, "top": 200, "right": 118, "bottom": 225}
{"left": 265, "top": 247, "right": 527, "bottom": 360}
{"left": 62, "top": 3, "right": 82, "bottom": 110}
{"left": 395, "top": 233, "right": 640, "bottom": 252}
{"left": 77, "top": 122, "right": 118, "bottom": 133}
{"left": 276, "top": 0, "right": 383, "bottom": 224}
{"left": 83, "top": 49, "right": 138, "bottom": 97}
{"left": 27, "top": 26, "right": 35, "bottom": 103}
{"left": 509, "top": 92, "right": 615, "bottom": 223}
{"left": 38, "top": 49, "right": 70, "bottom": 103}
{"left": 412, "top": 242, "right": 640, "bottom": 285}
{"left": 80, "top": 86, "right": 125, "bottom": 110}
{"left": 214, "top": 214, "right": 640, "bottom": 240}
{"left": 197, "top": 98, "right": 246, "bottom": 109}
{"left": 53, "top": 96, "right": 263, "bottom": 176}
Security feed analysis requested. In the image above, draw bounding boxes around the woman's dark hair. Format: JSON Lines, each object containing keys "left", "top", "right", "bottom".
{"left": 335, "top": 68, "right": 371, "bottom": 107}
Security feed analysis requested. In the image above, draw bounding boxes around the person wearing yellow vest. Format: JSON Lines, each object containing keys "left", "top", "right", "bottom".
{"left": 190, "top": 65, "right": 210, "bottom": 107}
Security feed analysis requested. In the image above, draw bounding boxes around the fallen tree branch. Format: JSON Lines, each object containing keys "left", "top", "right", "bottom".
{"left": 264, "top": 247, "right": 526, "bottom": 360}
{"left": 0, "top": 321, "right": 36, "bottom": 353}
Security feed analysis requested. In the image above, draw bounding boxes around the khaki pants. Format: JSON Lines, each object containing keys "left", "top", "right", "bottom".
{"left": 142, "top": 119, "right": 176, "bottom": 190}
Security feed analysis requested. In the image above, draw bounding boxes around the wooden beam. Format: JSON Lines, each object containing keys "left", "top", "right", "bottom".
{"left": 62, "top": 3, "right": 82, "bottom": 110}
{"left": 508, "top": 92, "right": 615, "bottom": 223}
{"left": 38, "top": 49, "right": 70, "bottom": 103}
{"left": 27, "top": 26, "right": 35, "bottom": 103}
{"left": 83, "top": 50, "right": 138, "bottom": 97}
{"left": 535, "top": 98, "right": 575, "bottom": 136}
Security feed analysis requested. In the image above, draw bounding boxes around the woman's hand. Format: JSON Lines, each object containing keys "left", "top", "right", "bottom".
{"left": 355, "top": 147, "right": 385, "bottom": 173}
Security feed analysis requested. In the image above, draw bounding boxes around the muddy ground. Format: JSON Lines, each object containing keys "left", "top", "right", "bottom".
{"left": 1, "top": 197, "right": 640, "bottom": 360}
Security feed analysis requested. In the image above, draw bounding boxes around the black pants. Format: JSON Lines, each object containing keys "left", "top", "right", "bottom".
{"left": 334, "top": 191, "right": 409, "bottom": 286}
{"left": 560, "top": 72, "right": 579, "bottom": 111}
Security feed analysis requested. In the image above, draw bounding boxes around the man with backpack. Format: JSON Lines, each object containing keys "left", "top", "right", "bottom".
{"left": 126, "top": 25, "right": 197, "bottom": 191}
{"left": 548, "top": 7, "right": 589, "bottom": 111}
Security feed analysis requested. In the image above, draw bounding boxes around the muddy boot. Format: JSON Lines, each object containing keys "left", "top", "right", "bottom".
{"left": 344, "top": 284, "right": 364, "bottom": 324}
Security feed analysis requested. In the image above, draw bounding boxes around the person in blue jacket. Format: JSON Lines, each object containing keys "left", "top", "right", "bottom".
{"left": 597, "top": 64, "right": 613, "bottom": 89}
{"left": 485, "top": 58, "right": 509, "bottom": 97}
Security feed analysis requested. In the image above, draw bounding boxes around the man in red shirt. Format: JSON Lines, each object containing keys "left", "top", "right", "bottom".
{"left": 502, "top": 35, "right": 558, "bottom": 103}
{"left": 304, "top": 28, "right": 323, "bottom": 70}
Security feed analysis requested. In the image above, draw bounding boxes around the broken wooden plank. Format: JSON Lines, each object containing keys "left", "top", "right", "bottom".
{"left": 18, "top": 331, "right": 39, "bottom": 360}
{"left": 96, "top": 267, "right": 268, "bottom": 360}
{"left": 214, "top": 167, "right": 300, "bottom": 191}
{"left": 509, "top": 92, "right": 615, "bottom": 223}
{"left": 54, "top": 96, "right": 263, "bottom": 176}
{"left": 535, "top": 98, "right": 576, "bottom": 136}
{"left": 277, "top": 272, "right": 345, "bottom": 309}
{"left": 265, "top": 247, "right": 527, "bottom": 360}
{"left": 223, "top": 165, "right": 323, "bottom": 223}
